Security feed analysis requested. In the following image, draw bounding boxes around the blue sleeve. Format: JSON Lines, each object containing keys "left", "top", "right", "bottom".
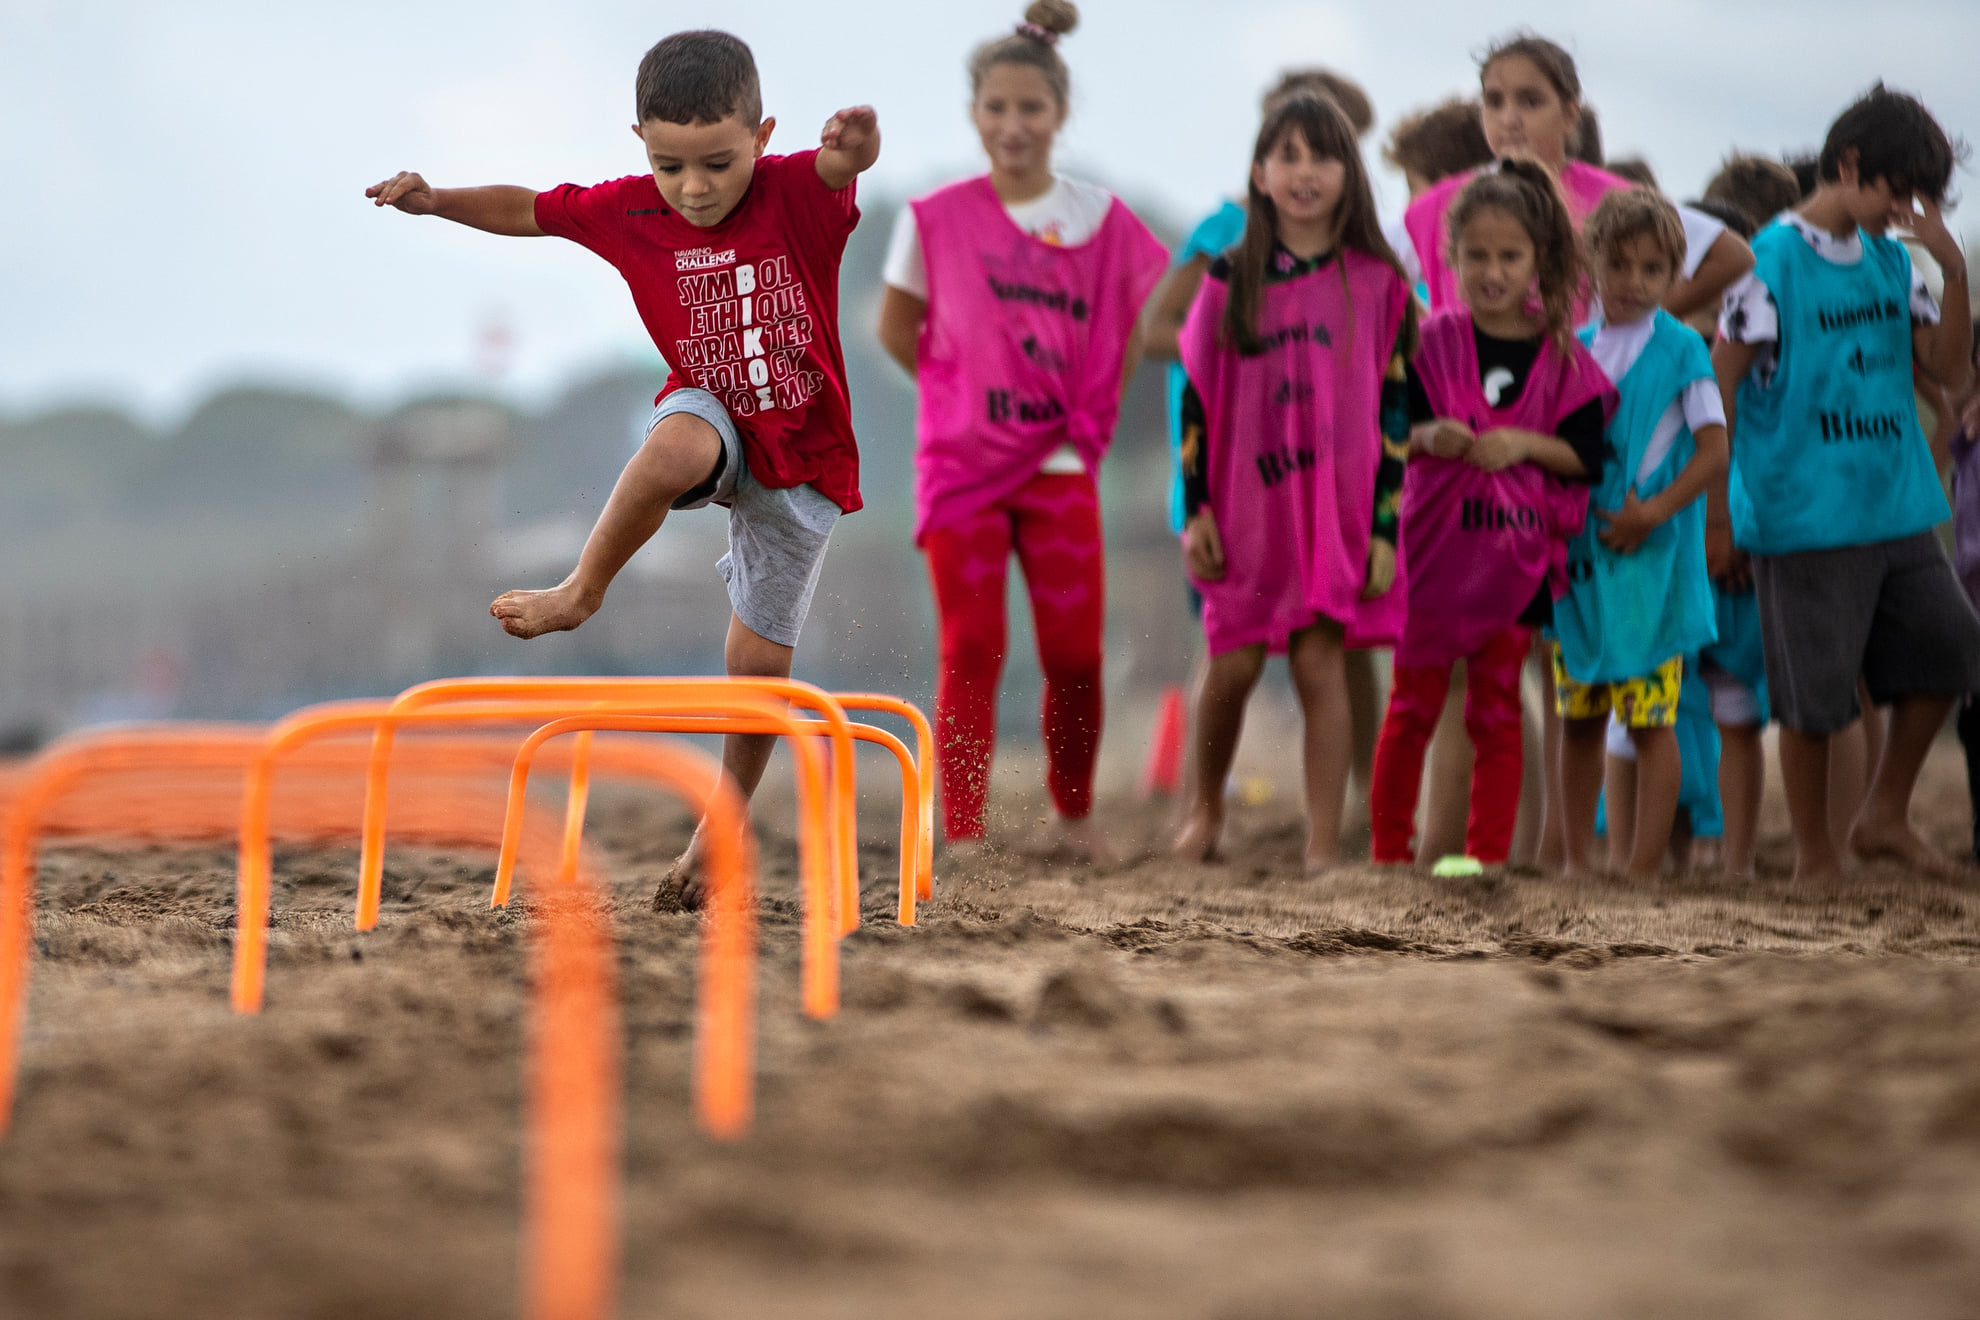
{"left": 1174, "top": 202, "right": 1244, "bottom": 267}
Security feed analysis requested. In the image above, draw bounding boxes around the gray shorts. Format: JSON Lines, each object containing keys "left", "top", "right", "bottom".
{"left": 1752, "top": 531, "right": 1980, "bottom": 734}
{"left": 652, "top": 389, "right": 840, "bottom": 648}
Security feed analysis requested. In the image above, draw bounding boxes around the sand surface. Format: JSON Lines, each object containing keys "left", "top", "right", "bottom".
{"left": 4, "top": 743, "right": 1980, "bottom": 1319}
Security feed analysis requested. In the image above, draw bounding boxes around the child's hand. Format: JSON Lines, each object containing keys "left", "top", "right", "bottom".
{"left": 1465, "top": 427, "right": 1526, "bottom": 472}
{"left": 367, "top": 171, "right": 437, "bottom": 214}
{"left": 1595, "top": 490, "right": 1658, "bottom": 554}
{"left": 820, "top": 105, "right": 878, "bottom": 154}
{"left": 1893, "top": 195, "right": 1965, "bottom": 270}
{"left": 1362, "top": 539, "right": 1396, "bottom": 599}
{"left": 1412, "top": 418, "right": 1474, "bottom": 459}
{"left": 1183, "top": 512, "right": 1226, "bottom": 582}
{"left": 1705, "top": 521, "right": 1753, "bottom": 591}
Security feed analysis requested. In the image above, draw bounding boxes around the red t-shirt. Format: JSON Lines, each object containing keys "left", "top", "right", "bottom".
{"left": 535, "top": 150, "right": 863, "bottom": 512}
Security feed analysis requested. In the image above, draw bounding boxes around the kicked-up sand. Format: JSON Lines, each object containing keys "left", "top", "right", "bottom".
{"left": 2, "top": 740, "right": 1979, "bottom": 1318}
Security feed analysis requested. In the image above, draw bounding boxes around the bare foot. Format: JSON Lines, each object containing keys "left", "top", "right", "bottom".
{"left": 1849, "top": 817, "right": 1964, "bottom": 881}
{"left": 1303, "top": 851, "right": 1341, "bottom": 877}
{"left": 490, "top": 580, "right": 601, "bottom": 640}
{"left": 1172, "top": 806, "right": 1223, "bottom": 862}
{"left": 1056, "top": 816, "right": 1122, "bottom": 866}
{"left": 650, "top": 843, "right": 705, "bottom": 913}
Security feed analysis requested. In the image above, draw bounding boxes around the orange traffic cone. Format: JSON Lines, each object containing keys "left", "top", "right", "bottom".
{"left": 1138, "top": 684, "right": 1187, "bottom": 799}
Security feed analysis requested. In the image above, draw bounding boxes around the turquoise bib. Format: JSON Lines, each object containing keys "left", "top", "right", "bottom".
{"left": 1729, "top": 221, "right": 1948, "bottom": 554}
{"left": 1557, "top": 312, "right": 1719, "bottom": 683}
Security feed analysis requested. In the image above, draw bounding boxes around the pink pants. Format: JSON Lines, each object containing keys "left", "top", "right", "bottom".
{"left": 921, "top": 471, "right": 1106, "bottom": 841}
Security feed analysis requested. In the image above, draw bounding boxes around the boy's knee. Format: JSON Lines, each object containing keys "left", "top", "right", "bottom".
{"left": 724, "top": 617, "right": 794, "bottom": 679}
{"left": 643, "top": 410, "right": 726, "bottom": 487}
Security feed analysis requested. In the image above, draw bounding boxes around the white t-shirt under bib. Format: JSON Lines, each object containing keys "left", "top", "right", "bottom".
{"left": 885, "top": 175, "right": 1116, "bottom": 475}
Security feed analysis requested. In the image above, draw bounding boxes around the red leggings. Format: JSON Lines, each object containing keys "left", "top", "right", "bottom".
{"left": 922, "top": 471, "right": 1106, "bottom": 841}
{"left": 1369, "top": 624, "right": 1530, "bottom": 864}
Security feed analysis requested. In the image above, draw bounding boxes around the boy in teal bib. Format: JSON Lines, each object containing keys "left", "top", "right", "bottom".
{"left": 1555, "top": 191, "right": 1728, "bottom": 878}
{"left": 1713, "top": 84, "right": 1980, "bottom": 883}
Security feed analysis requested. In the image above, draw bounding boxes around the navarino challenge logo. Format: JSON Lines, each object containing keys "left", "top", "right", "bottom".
{"left": 674, "top": 246, "right": 738, "bottom": 272}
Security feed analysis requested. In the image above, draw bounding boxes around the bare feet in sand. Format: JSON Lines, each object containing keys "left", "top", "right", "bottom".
{"left": 1054, "top": 816, "right": 1122, "bottom": 866}
{"left": 1849, "top": 816, "right": 1965, "bottom": 881}
{"left": 650, "top": 843, "right": 706, "bottom": 913}
{"left": 1173, "top": 807, "right": 1223, "bottom": 863}
{"left": 490, "top": 579, "right": 602, "bottom": 640}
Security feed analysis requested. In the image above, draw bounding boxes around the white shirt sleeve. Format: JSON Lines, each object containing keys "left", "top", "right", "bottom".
{"left": 1718, "top": 271, "right": 1778, "bottom": 346}
{"left": 882, "top": 206, "right": 927, "bottom": 299}
{"left": 1910, "top": 265, "right": 1941, "bottom": 326}
{"left": 1677, "top": 204, "right": 1727, "bottom": 282}
{"left": 1681, "top": 378, "right": 1726, "bottom": 432}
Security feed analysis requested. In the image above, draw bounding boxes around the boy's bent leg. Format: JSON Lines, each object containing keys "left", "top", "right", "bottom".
{"left": 494, "top": 393, "right": 731, "bottom": 639}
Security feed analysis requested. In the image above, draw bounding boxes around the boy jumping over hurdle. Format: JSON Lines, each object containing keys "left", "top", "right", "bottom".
{"left": 368, "top": 30, "right": 880, "bottom": 904}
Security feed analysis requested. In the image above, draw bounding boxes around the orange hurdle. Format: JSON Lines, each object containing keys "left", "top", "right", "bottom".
{"left": 835, "top": 694, "right": 936, "bottom": 903}
{"left": 493, "top": 714, "right": 923, "bottom": 927}
{"left": 356, "top": 677, "right": 863, "bottom": 936}
{"left": 232, "top": 692, "right": 838, "bottom": 1018}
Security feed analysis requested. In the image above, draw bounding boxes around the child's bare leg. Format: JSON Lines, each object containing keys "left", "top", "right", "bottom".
{"left": 1626, "top": 725, "right": 1682, "bottom": 880}
{"left": 1604, "top": 752, "right": 1638, "bottom": 872}
{"left": 1289, "top": 622, "right": 1353, "bottom": 871}
{"left": 1558, "top": 715, "right": 1608, "bottom": 876}
{"left": 1848, "top": 693, "right": 1962, "bottom": 878}
{"left": 1717, "top": 722, "right": 1764, "bottom": 877}
{"left": 1344, "top": 647, "right": 1383, "bottom": 829}
{"left": 1827, "top": 716, "right": 1869, "bottom": 853}
{"left": 493, "top": 410, "right": 721, "bottom": 639}
{"left": 1175, "top": 644, "right": 1266, "bottom": 861}
{"left": 668, "top": 614, "right": 795, "bottom": 908}
{"left": 1534, "top": 646, "right": 1566, "bottom": 871}
{"left": 1419, "top": 667, "right": 1472, "bottom": 858}
{"left": 1778, "top": 726, "right": 1842, "bottom": 882}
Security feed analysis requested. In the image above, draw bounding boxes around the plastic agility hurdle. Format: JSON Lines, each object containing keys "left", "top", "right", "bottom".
{"left": 229, "top": 691, "right": 839, "bottom": 1018}
{"left": 0, "top": 723, "right": 604, "bottom": 1137}
{"left": 355, "top": 677, "right": 864, "bottom": 936}
{"left": 492, "top": 715, "right": 923, "bottom": 924}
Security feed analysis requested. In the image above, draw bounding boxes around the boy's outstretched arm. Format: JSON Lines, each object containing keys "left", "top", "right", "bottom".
{"left": 816, "top": 106, "right": 880, "bottom": 190}
{"left": 366, "top": 173, "right": 544, "bottom": 237}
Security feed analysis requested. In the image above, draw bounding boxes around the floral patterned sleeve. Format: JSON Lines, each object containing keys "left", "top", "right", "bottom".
{"left": 1372, "top": 315, "right": 1413, "bottom": 547}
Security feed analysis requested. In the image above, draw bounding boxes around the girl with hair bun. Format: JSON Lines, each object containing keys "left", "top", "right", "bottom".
{"left": 1368, "top": 160, "right": 1617, "bottom": 868}
{"left": 877, "top": 1, "right": 1166, "bottom": 858}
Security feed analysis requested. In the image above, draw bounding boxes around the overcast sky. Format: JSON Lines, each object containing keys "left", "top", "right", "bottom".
{"left": 5, "top": 0, "right": 1977, "bottom": 422}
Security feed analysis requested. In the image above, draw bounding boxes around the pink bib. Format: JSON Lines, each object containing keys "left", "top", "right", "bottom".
{"left": 1404, "top": 161, "right": 1631, "bottom": 319}
{"left": 1396, "top": 310, "right": 1616, "bottom": 667}
{"left": 1179, "top": 252, "right": 1411, "bottom": 655}
{"left": 910, "top": 177, "right": 1167, "bottom": 542}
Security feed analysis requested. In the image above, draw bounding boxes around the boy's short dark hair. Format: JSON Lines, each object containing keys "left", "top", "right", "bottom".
{"left": 1584, "top": 187, "right": 1688, "bottom": 270}
{"left": 1818, "top": 83, "right": 1965, "bottom": 204}
{"left": 1384, "top": 98, "right": 1492, "bottom": 184}
{"left": 636, "top": 30, "right": 762, "bottom": 127}
{"left": 1704, "top": 153, "right": 1802, "bottom": 228}
{"left": 1685, "top": 195, "right": 1757, "bottom": 241}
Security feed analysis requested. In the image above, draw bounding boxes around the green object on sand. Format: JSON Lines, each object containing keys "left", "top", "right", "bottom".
{"left": 1432, "top": 855, "right": 1484, "bottom": 877}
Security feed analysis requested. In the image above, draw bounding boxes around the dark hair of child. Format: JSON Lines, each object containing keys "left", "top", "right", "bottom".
{"left": 1570, "top": 104, "right": 1604, "bottom": 165}
{"left": 1222, "top": 94, "right": 1412, "bottom": 357}
{"left": 1817, "top": 82, "right": 1966, "bottom": 204}
{"left": 1445, "top": 157, "right": 1585, "bottom": 352}
{"left": 636, "top": 30, "right": 762, "bottom": 126}
{"left": 1704, "top": 153, "right": 1802, "bottom": 227}
{"left": 968, "top": 0, "right": 1080, "bottom": 110}
{"left": 1781, "top": 152, "right": 1821, "bottom": 199}
{"left": 1583, "top": 187, "right": 1688, "bottom": 270}
{"left": 1685, "top": 196, "right": 1757, "bottom": 242}
{"left": 1479, "top": 31, "right": 1582, "bottom": 103}
{"left": 1262, "top": 68, "right": 1375, "bottom": 137}
{"left": 1606, "top": 156, "right": 1659, "bottom": 190}
{"left": 1384, "top": 98, "right": 1493, "bottom": 185}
